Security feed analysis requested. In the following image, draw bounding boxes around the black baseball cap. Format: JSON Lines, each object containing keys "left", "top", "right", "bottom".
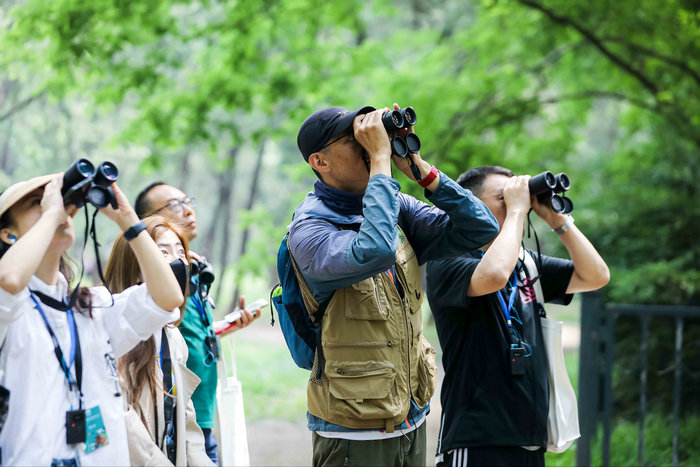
{"left": 297, "top": 105, "right": 376, "bottom": 161}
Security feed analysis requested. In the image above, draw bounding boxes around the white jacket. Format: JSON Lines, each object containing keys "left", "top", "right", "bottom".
{"left": 0, "top": 274, "right": 179, "bottom": 466}
{"left": 123, "top": 325, "right": 214, "bottom": 466}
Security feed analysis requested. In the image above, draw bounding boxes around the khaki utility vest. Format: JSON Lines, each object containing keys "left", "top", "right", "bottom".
{"left": 296, "top": 230, "right": 437, "bottom": 432}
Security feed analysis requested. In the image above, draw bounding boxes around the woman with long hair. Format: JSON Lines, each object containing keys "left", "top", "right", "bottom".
{"left": 0, "top": 173, "right": 184, "bottom": 465}
{"left": 104, "top": 215, "right": 213, "bottom": 466}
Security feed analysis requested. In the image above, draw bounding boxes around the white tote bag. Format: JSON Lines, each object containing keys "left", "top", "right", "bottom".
{"left": 215, "top": 337, "right": 251, "bottom": 466}
{"left": 521, "top": 249, "right": 580, "bottom": 452}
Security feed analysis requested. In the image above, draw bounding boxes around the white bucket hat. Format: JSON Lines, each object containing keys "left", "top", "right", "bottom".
{"left": 0, "top": 174, "right": 59, "bottom": 220}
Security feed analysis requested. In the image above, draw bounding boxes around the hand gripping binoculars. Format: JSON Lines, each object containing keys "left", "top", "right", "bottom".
{"left": 62, "top": 158, "right": 119, "bottom": 209}
{"left": 381, "top": 107, "right": 421, "bottom": 158}
{"left": 528, "top": 171, "right": 574, "bottom": 214}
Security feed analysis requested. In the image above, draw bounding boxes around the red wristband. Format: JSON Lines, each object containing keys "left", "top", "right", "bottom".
{"left": 418, "top": 166, "right": 439, "bottom": 188}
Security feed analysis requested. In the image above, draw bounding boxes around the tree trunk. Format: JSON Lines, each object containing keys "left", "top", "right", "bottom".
{"left": 177, "top": 150, "right": 191, "bottom": 193}
{"left": 230, "top": 137, "right": 266, "bottom": 307}
{"left": 209, "top": 147, "right": 238, "bottom": 306}
{"left": 200, "top": 147, "right": 238, "bottom": 260}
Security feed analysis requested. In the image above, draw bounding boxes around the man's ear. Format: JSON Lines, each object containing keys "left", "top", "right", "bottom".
{"left": 0, "top": 228, "right": 17, "bottom": 244}
{"left": 308, "top": 152, "right": 331, "bottom": 175}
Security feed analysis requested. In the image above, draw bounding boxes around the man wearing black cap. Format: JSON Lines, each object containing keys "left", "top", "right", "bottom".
{"left": 286, "top": 103, "right": 500, "bottom": 466}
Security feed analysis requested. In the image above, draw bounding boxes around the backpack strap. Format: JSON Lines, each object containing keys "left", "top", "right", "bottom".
{"left": 287, "top": 236, "right": 334, "bottom": 380}
{"left": 287, "top": 238, "right": 323, "bottom": 323}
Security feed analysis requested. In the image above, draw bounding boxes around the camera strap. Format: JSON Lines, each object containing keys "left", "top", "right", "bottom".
{"left": 30, "top": 294, "right": 83, "bottom": 409}
{"left": 67, "top": 206, "right": 113, "bottom": 310}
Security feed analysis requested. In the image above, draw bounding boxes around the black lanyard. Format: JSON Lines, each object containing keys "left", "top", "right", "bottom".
{"left": 30, "top": 294, "right": 83, "bottom": 409}
{"left": 160, "top": 328, "right": 177, "bottom": 463}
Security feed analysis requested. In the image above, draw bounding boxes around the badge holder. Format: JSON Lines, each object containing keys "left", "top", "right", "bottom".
{"left": 510, "top": 345, "right": 527, "bottom": 376}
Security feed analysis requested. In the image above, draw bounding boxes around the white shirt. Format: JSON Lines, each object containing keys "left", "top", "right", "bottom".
{"left": 0, "top": 274, "right": 179, "bottom": 466}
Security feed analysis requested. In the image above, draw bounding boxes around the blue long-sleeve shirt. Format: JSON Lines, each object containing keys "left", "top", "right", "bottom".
{"left": 288, "top": 172, "right": 499, "bottom": 303}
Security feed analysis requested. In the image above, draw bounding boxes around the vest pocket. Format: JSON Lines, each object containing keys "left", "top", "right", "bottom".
{"left": 345, "top": 278, "right": 389, "bottom": 320}
{"left": 413, "top": 336, "right": 437, "bottom": 408}
{"left": 326, "top": 360, "right": 401, "bottom": 419}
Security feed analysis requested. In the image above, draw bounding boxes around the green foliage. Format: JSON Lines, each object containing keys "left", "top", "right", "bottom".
{"left": 3, "top": 0, "right": 697, "bottom": 306}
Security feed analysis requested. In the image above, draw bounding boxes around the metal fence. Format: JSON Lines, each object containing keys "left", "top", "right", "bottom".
{"left": 576, "top": 291, "right": 700, "bottom": 466}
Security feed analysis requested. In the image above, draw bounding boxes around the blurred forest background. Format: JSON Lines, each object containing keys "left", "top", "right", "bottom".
{"left": 1, "top": 0, "right": 698, "bottom": 464}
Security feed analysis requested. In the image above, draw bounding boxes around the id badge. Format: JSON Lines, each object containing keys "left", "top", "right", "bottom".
{"left": 66, "top": 409, "right": 86, "bottom": 445}
{"left": 205, "top": 335, "right": 220, "bottom": 360}
{"left": 84, "top": 406, "right": 109, "bottom": 454}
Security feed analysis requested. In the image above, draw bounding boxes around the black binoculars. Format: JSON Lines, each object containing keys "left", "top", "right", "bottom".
{"left": 382, "top": 107, "right": 421, "bottom": 158}
{"left": 62, "top": 158, "right": 119, "bottom": 209}
{"left": 528, "top": 171, "right": 574, "bottom": 214}
{"left": 190, "top": 257, "right": 215, "bottom": 288}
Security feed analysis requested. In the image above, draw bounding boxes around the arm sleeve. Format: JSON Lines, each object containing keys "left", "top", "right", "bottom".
{"left": 92, "top": 284, "right": 180, "bottom": 359}
{"left": 288, "top": 175, "right": 401, "bottom": 295}
{"left": 123, "top": 406, "right": 174, "bottom": 467}
{"left": 425, "top": 256, "right": 481, "bottom": 309}
{"left": 534, "top": 251, "right": 575, "bottom": 305}
{"left": 398, "top": 172, "right": 499, "bottom": 265}
{"left": 0, "top": 286, "right": 32, "bottom": 326}
{"left": 185, "top": 398, "right": 215, "bottom": 466}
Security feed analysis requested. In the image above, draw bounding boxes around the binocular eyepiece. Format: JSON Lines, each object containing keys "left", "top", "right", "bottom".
{"left": 62, "top": 158, "right": 119, "bottom": 209}
{"left": 528, "top": 171, "right": 574, "bottom": 214}
{"left": 382, "top": 107, "right": 422, "bottom": 160}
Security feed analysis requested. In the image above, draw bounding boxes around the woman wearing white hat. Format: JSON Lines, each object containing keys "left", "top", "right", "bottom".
{"left": 0, "top": 173, "right": 185, "bottom": 466}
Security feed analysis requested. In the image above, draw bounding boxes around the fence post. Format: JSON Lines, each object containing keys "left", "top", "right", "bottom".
{"left": 577, "top": 291, "right": 600, "bottom": 467}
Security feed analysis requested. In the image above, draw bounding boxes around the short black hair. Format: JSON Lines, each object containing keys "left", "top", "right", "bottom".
{"left": 135, "top": 181, "right": 166, "bottom": 219}
{"left": 456, "top": 166, "right": 514, "bottom": 196}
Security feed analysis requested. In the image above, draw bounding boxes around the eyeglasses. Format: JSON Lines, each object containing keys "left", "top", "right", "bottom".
{"left": 153, "top": 197, "right": 196, "bottom": 214}
{"left": 318, "top": 129, "right": 355, "bottom": 152}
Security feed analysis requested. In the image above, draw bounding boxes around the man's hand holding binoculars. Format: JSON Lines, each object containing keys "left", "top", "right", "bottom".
{"left": 531, "top": 195, "right": 568, "bottom": 230}
{"left": 354, "top": 102, "right": 439, "bottom": 191}
{"left": 353, "top": 107, "right": 393, "bottom": 179}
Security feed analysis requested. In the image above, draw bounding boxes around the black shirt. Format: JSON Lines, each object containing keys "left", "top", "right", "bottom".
{"left": 426, "top": 249, "right": 574, "bottom": 452}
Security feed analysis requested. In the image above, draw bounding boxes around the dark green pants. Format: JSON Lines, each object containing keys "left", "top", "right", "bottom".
{"left": 312, "top": 422, "right": 427, "bottom": 467}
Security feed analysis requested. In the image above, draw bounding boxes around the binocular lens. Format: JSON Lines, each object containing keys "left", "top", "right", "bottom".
{"left": 401, "top": 107, "right": 417, "bottom": 126}
{"left": 405, "top": 133, "right": 421, "bottom": 154}
{"left": 528, "top": 171, "right": 557, "bottom": 196}
{"left": 77, "top": 159, "right": 95, "bottom": 177}
{"left": 550, "top": 194, "right": 565, "bottom": 213}
{"left": 382, "top": 110, "right": 405, "bottom": 132}
{"left": 86, "top": 186, "right": 110, "bottom": 209}
{"left": 392, "top": 136, "right": 408, "bottom": 157}
{"left": 555, "top": 173, "right": 570, "bottom": 193}
{"left": 100, "top": 162, "right": 118, "bottom": 181}
{"left": 561, "top": 196, "right": 574, "bottom": 215}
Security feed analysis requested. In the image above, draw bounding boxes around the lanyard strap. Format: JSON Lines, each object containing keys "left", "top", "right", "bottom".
{"left": 160, "top": 328, "right": 177, "bottom": 462}
{"left": 496, "top": 273, "right": 518, "bottom": 327}
{"left": 191, "top": 292, "right": 211, "bottom": 328}
{"left": 30, "top": 294, "right": 83, "bottom": 408}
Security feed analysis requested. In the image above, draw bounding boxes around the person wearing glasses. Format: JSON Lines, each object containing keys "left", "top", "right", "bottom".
{"left": 133, "top": 182, "right": 260, "bottom": 465}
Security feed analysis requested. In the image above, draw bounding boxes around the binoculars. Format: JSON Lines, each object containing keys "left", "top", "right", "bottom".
{"left": 190, "top": 257, "right": 215, "bottom": 288}
{"left": 528, "top": 171, "right": 574, "bottom": 214}
{"left": 382, "top": 107, "right": 421, "bottom": 158}
{"left": 62, "top": 158, "right": 119, "bottom": 209}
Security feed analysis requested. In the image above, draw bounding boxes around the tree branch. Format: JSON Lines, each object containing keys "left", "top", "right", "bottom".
{"left": 600, "top": 35, "right": 700, "bottom": 87}
{"left": 0, "top": 90, "right": 45, "bottom": 123}
{"left": 517, "top": 0, "right": 660, "bottom": 95}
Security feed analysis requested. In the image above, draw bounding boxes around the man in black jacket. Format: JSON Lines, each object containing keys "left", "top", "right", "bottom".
{"left": 426, "top": 166, "right": 610, "bottom": 466}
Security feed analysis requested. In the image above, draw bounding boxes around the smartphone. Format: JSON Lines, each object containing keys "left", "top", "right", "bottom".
{"left": 213, "top": 298, "right": 268, "bottom": 335}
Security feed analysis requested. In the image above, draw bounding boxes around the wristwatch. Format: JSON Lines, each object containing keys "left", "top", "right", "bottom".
{"left": 124, "top": 221, "right": 147, "bottom": 241}
{"left": 552, "top": 216, "right": 574, "bottom": 235}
